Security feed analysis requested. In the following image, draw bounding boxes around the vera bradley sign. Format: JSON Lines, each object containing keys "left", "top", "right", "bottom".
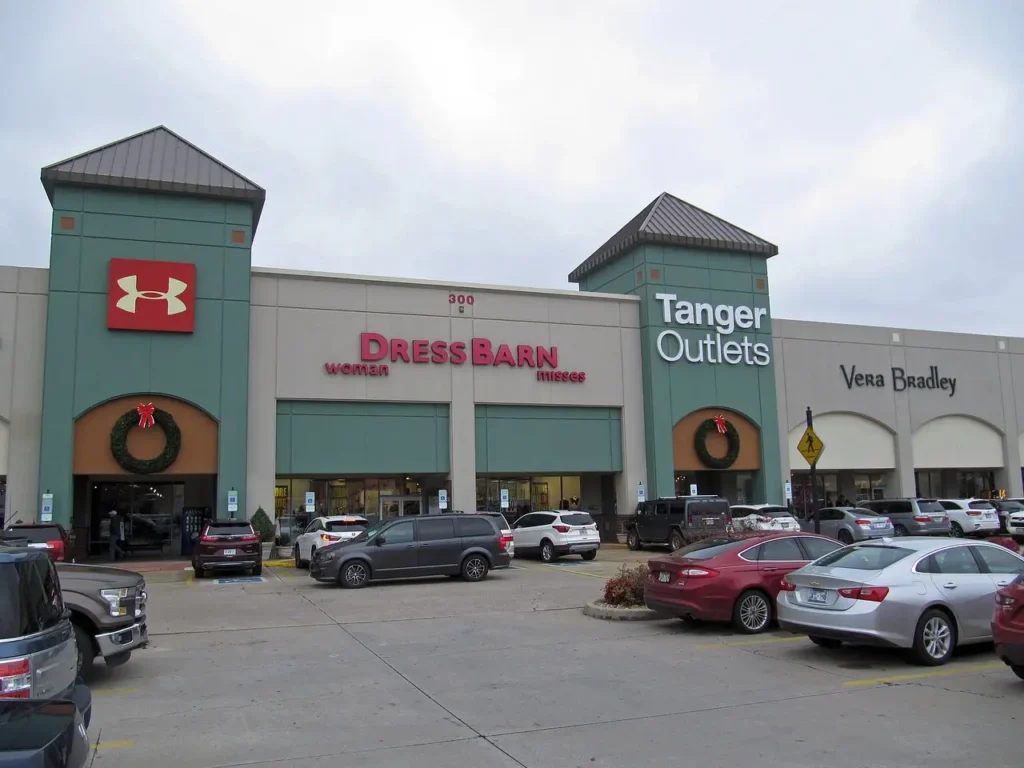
{"left": 841, "top": 364, "right": 957, "bottom": 397}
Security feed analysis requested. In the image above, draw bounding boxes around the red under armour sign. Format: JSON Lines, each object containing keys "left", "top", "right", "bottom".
{"left": 107, "top": 258, "right": 197, "bottom": 333}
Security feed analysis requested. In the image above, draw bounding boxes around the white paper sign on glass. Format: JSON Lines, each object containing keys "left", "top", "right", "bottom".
{"left": 305, "top": 492, "right": 316, "bottom": 513}
{"left": 689, "top": 484, "right": 698, "bottom": 497}
{"left": 438, "top": 489, "right": 448, "bottom": 510}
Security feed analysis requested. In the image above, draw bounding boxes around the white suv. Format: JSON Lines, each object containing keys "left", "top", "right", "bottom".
{"left": 937, "top": 499, "right": 1000, "bottom": 537}
{"left": 512, "top": 510, "right": 601, "bottom": 562}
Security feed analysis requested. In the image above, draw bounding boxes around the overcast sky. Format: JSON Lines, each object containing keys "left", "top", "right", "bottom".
{"left": 1, "top": 1, "right": 1021, "bottom": 335}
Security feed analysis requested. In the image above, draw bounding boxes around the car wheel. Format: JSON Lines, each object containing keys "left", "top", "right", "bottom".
{"left": 837, "top": 530, "right": 853, "bottom": 545}
{"left": 732, "top": 590, "right": 772, "bottom": 634}
{"left": 893, "top": 524, "right": 908, "bottom": 536}
{"left": 73, "top": 625, "right": 95, "bottom": 679}
{"left": 251, "top": 564, "right": 262, "bottom": 576}
{"left": 809, "top": 635, "right": 842, "bottom": 649}
{"left": 581, "top": 550, "right": 597, "bottom": 561}
{"left": 950, "top": 522, "right": 964, "bottom": 538}
{"left": 911, "top": 608, "right": 956, "bottom": 666}
{"left": 1011, "top": 665, "right": 1024, "bottom": 681}
{"left": 626, "top": 529, "right": 641, "bottom": 551}
{"left": 669, "top": 529, "right": 684, "bottom": 552}
{"left": 462, "top": 555, "right": 490, "bottom": 582}
{"left": 340, "top": 560, "right": 370, "bottom": 588}
{"left": 193, "top": 564, "right": 204, "bottom": 579}
{"left": 540, "top": 540, "right": 556, "bottom": 563}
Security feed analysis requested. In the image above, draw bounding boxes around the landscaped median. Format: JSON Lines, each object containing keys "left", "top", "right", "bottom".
{"left": 581, "top": 563, "right": 663, "bottom": 621}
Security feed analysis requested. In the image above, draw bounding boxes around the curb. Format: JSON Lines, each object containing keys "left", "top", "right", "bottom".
{"left": 582, "top": 599, "right": 662, "bottom": 621}
{"left": 264, "top": 559, "right": 293, "bottom": 568}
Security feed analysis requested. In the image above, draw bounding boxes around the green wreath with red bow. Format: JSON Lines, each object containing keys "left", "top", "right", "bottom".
{"left": 110, "top": 402, "right": 182, "bottom": 474}
{"left": 694, "top": 414, "right": 740, "bottom": 470}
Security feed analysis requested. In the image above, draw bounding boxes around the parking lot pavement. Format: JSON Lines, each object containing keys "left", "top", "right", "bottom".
{"left": 86, "top": 559, "right": 1019, "bottom": 767}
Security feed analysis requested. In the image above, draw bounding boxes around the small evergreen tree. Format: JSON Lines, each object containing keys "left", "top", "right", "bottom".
{"left": 250, "top": 507, "right": 275, "bottom": 543}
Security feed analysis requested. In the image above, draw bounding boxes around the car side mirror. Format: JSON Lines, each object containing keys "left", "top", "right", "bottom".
{"left": 375, "top": 536, "right": 385, "bottom": 546}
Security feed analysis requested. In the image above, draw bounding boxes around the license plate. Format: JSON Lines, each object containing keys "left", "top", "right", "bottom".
{"left": 224, "top": 549, "right": 236, "bottom": 556}
{"left": 658, "top": 571, "right": 671, "bottom": 583}
{"left": 871, "top": 522, "right": 886, "bottom": 528}
{"left": 807, "top": 588, "right": 827, "bottom": 604}
{"left": 931, "top": 516, "right": 943, "bottom": 522}
{"left": 703, "top": 518, "right": 717, "bottom": 525}
{"left": 984, "top": 513, "right": 995, "bottom": 520}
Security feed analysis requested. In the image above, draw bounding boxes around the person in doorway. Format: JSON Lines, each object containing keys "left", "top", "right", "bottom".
{"left": 108, "top": 509, "right": 126, "bottom": 561}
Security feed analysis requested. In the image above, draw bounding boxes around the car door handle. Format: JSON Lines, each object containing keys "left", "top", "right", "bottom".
{"left": 763, "top": 567, "right": 778, "bottom": 572}
{"left": 405, "top": 544, "right": 417, "bottom": 549}
{"left": 942, "top": 582, "right": 958, "bottom": 589}
{"left": 996, "top": 581, "right": 1011, "bottom": 587}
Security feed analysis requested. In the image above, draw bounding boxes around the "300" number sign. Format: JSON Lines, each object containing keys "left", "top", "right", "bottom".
{"left": 448, "top": 293, "right": 475, "bottom": 305}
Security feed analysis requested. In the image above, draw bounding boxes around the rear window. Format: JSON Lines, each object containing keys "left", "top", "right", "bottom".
{"left": 672, "top": 537, "right": 747, "bottom": 561}
{"left": 559, "top": 513, "right": 594, "bottom": 527}
{"left": 916, "top": 500, "right": 945, "bottom": 514}
{"left": 687, "top": 500, "right": 729, "bottom": 525}
{"left": 3, "top": 526, "right": 63, "bottom": 544}
{"left": 757, "top": 507, "right": 791, "bottom": 518}
{"left": 812, "top": 544, "right": 913, "bottom": 570}
{"left": 458, "top": 517, "right": 496, "bottom": 537}
{"left": 968, "top": 501, "right": 995, "bottom": 510}
{"left": 0, "top": 557, "right": 64, "bottom": 640}
{"left": 326, "top": 520, "right": 367, "bottom": 532}
{"left": 205, "top": 523, "right": 254, "bottom": 537}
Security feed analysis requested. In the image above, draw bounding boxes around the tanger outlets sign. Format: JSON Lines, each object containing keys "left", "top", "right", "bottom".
{"left": 654, "top": 293, "right": 771, "bottom": 367}
{"left": 841, "top": 365, "right": 957, "bottom": 397}
{"left": 323, "top": 333, "right": 587, "bottom": 383}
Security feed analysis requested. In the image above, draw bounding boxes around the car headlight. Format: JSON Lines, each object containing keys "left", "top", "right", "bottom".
{"left": 100, "top": 588, "right": 129, "bottom": 617}
{"left": 320, "top": 548, "right": 339, "bottom": 561}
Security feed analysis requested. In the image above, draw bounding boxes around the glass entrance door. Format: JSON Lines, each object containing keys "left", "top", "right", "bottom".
{"left": 379, "top": 495, "right": 422, "bottom": 519}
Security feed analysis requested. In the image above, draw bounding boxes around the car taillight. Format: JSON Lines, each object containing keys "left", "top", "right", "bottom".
{"left": 913, "top": 515, "right": 930, "bottom": 522}
{"left": 552, "top": 524, "right": 570, "bottom": 533}
{"left": 199, "top": 536, "right": 214, "bottom": 544}
{"left": 46, "top": 540, "right": 66, "bottom": 561}
{"left": 240, "top": 534, "right": 260, "bottom": 543}
{"left": 854, "top": 519, "right": 872, "bottom": 526}
{"left": 943, "top": 515, "right": 949, "bottom": 523}
{"left": 838, "top": 586, "right": 889, "bottom": 602}
{"left": 966, "top": 510, "right": 981, "bottom": 517}
{"left": 0, "top": 658, "right": 31, "bottom": 699}
{"left": 320, "top": 534, "right": 334, "bottom": 543}
{"left": 678, "top": 566, "right": 717, "bottom": 578}
{"left": 995, "top": 592, "right": 1015, "bottom": 607}
{"left": 499, "top": 534, "right": 513, "bottom": 551}
{"left": 779, "top": 577, "right": 796, "bottom": 591}
{"left": 757, "top": 516, "right": 772, "bottom": 523}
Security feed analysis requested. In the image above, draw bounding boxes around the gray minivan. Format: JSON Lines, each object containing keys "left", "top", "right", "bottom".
{"left": 857, "top": 498, "right": 951, "bottom": 536}
{"left": 309, "top": 514, "right": 512, "bottom": 587}
{"left": 0, "top": 548, "right": 80, "bottom": 702}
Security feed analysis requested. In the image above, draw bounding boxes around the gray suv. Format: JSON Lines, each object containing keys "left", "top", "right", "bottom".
{"left": 857, "top": 498, "right": 951, "bottom": 536}
{"left": 310, "top": 514, "right": 512, "bottom": 588}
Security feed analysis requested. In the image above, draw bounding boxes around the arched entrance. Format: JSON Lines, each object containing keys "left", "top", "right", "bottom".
{"left": 673, "top": 408, "right": 762, "bottom": 504}
{"left": 72, "top": 395, "right": 218, "bottom": 560}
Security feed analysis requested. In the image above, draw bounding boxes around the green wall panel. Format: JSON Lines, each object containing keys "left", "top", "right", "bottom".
{"left": 475, "top": 405, "right": 622, "bottom": 474}
{"left": 277, "top": 401, "right": 450, "bottom": 476}
{"left": 38, "top": 187, "right": 253, "bottom": 523}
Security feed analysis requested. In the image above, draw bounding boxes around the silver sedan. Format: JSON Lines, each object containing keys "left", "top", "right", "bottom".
{"left": 777, "top": 537, "right": 1024, "bottom": 665}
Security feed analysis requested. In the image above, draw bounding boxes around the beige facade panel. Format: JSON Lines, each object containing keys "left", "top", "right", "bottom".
{"left": 787, "top": 413, "right": 896, "bottom": 471}
{"left": 912, "top": 416, "right": 1004, "bottom": 470}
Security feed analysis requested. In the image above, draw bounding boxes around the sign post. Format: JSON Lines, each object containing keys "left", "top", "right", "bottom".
{"left": 305, "top": 492, "right": 316, "bottom": 514}
{"left": 637, "top": 482, "right": 645, "bottom": 503}
{"left": 500, "top": 488, "right": 510, "bottom": 509}
{"left": 41, "top": 492, "right": 54, "bottom": 523}
{"left": 438, "top": 489, "right": 448, "bottom": 511}
{"left": 798, "top": 408, "right": 826, "bottom": 533}
{"left": 227, "top": 489, "right": 239, "bottom": 518}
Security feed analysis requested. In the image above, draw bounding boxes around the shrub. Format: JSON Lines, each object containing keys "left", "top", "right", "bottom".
{"left": 988, "top": 537, "right": 1020, "bottom": 553}
{"left": 250, "top": 507, "right": 275, "bottom": 543}
{"left": 603, "top": 564, "right": 649, "bottom": 607}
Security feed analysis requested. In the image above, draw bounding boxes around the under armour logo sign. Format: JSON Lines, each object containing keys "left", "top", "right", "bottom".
{"left": 115, "top": 275, "right": 188, "bottom": 316}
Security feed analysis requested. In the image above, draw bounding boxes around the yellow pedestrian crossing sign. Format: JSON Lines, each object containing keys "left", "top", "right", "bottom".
{"left": 798, "top": 427, "right": 825, "bottom": 466}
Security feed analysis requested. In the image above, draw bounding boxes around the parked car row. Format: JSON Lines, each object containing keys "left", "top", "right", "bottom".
{"left": 642, "top": 528, "right": 1024, "bottom": 680}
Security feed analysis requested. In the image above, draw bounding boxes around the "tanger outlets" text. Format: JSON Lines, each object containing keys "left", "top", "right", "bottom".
{"left": 654, "top": 293, "right": 771, "bottom": 366}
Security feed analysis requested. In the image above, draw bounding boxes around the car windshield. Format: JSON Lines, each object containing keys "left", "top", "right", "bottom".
{"left": 2, "top": 526, "right": 61, "bottom": 544}
{"left": 326, "top": 520, "right": 367, "bottom": 532}
{"left": 560, "top": 513, "right": 594, "bottom": 526}
{"left": 1002, "top": 502, "right": 1024, "bottom": 511}
{"left": 812, "top": 544, "right": 914, "bottom": 570}
{"left": 848, "top": 507, "right": 881, "bottom": 516}
{"left": 672, "top": 538, "right": 747, "bottom": 560}
{"left": 205, "top": 524, "right": 253, "bottom": 537}
{"left": 916, "top": 500, "right": 944, "bottom": 514}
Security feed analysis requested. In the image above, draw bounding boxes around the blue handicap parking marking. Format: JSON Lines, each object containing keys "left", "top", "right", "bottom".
{"left": 214, "top": 576, "right": 266, "bottom": 584}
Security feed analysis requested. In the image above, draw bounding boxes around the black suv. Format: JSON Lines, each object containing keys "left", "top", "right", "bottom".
{"left": 310, "top": 514, "right": 513, "bottom": 587}
{"left": 626, "top": 496, "right": 731, "bottom": 551}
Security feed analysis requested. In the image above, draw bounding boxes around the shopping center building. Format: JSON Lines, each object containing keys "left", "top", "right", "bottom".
{"left": 2, "top": 126, "right": 1024, "bottom": 558}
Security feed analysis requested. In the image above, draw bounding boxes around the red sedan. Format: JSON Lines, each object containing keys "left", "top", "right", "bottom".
{"left": 644, "top": 532, "right": 843, "bottom": 634}
{"left": 993, "top": 574, "right": 1024, "bottom": 681}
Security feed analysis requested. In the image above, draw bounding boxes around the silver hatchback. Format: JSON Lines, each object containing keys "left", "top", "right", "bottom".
{"left": 778, "top": 538, "right": 1024, "bottom": 665}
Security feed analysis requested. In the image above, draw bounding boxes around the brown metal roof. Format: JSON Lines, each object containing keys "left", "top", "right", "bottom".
{"left": 40, "top": 126, "right": 266, "bottom": 233}
{"left": 568, "top": 192, "right": 777, "bottom": 283}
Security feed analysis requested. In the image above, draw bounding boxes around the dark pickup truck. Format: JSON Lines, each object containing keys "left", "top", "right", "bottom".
{"left": 56, "top": 564, "right": 149, "bottom": 677}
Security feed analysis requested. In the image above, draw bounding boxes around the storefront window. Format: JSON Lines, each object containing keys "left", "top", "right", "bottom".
{"left": 475, "top": 476, "right": 583, "bottom": 519}
{"left": 854, "top": 474, "right": 887, "bottom": 502}
{"left": 791, "top": 472, "right": 838, "bottom": 515}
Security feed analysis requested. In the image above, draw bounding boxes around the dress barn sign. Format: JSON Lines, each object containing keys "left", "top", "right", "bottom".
{"left": 323, "top": 333, "right": 587, "bottom": 383}
{"left": 654, "top": 293, "right": 771, "bottom": 367}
